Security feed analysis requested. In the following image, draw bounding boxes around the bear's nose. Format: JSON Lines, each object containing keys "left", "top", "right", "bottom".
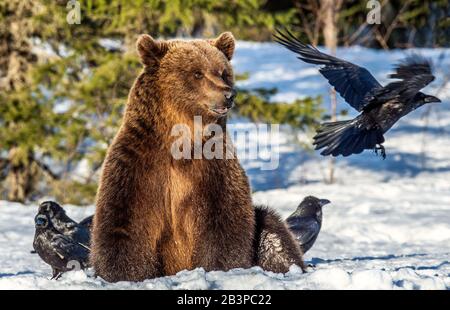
{"left": 224, "top": 89, "right": 237, "bottom": 101}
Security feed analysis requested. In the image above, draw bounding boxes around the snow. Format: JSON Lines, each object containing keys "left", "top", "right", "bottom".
{"left": 1, "top": 43, "right": 449, "bottom": 289}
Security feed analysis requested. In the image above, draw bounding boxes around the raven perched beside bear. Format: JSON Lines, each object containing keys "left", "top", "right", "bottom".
{"left": 33, "top": 201, "right": 92, "bottom": 279}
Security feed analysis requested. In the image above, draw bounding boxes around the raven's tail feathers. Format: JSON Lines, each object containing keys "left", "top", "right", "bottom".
{"left": 313, "top": 119, "right": 385, "bottom": 157}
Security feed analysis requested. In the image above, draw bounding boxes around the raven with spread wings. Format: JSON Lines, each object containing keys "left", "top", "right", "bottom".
{"left": 274, "top": 29, "right": 441, "bottom": 159}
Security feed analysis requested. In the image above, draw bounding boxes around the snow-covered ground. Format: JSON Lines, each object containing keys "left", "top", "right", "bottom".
{"left": 0, "top": 43, "right": 449, "bottom": 289}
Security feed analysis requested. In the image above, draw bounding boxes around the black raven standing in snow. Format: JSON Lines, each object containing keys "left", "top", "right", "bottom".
{"left": 33, "top": 213, "right": 90, "bottom": 279}
{"left": 274, "top": 29, "right": 441, "bottom": 158}
{"left": 286, "top": 196, "right": 330, "bottom": 254}
{"left": 38, "top": 201, "right": 92, "bottom": 245}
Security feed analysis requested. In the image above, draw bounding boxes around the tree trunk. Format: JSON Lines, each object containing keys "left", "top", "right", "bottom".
{"left": 7, "top": 165, "right": 27, "bottom": 203}
{"left": 5, "top": 147, "right": 34, "bottom": 203}
{"left": 322, "top": 0, "right": 338, "bottom": 52}
{"left": 321, "top": 0, "right": 340, "bottom": 184}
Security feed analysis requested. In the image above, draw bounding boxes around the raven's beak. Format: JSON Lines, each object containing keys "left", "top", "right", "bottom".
{"left": 426, "top": 95, "right": 441, "bottom": 103}
{"left": 319, "top": 199, "right": 331, "bottom": 207}
{"left": 35, "top": 214, "right": 48, "bottom": 228}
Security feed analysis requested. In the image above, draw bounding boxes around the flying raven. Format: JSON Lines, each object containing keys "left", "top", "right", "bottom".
{"left": 274, "top": 29, "right": 441, "bottom": 158}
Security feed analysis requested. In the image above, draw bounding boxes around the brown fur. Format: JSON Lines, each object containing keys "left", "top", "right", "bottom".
{"left": 254, "top": 206, "right": 305, "bottom": 273}
{"left": 90, "top": 33, "right": 303, "bottom": 282}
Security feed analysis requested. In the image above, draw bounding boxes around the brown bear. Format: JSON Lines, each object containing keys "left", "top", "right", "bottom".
{"left": 90, "top": 32, "right": 304, "bottom": 282}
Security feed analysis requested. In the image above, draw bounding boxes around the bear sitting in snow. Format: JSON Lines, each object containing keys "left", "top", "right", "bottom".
{"left": 90, "top": 32, "right": 304, "bottom": 282}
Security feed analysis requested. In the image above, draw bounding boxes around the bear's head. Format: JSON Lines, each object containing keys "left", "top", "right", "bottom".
{"left": 136, "top": 32, "right": 236, "bottom": 122}
{"left": 137, "top": 32, "right": 236, "bottom": 119}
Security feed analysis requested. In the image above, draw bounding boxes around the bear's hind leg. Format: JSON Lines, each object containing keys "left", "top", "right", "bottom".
{"left": 253, "top": 206, "right": 305, "bottom": 273}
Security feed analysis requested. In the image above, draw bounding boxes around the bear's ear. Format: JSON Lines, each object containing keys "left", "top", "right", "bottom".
{"left": 211, "top": 32, "right": 235, "bottom": 61}
{"left": 136, "top": 34, "right": 168, "bottom": 66}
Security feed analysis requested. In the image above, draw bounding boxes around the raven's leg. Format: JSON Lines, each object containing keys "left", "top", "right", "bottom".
{"left": 374, "top": 144, "right": 386, "bottom": 160}
{"left": 51, "top": 268, "right": 62, "bottom": 280}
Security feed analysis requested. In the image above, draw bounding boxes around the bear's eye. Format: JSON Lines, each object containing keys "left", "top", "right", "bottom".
{"left": 194, "top": 71, "right": 203, "bottom": 79}
{"left": 221, "top": 70, "right": 229, "bottom": 84}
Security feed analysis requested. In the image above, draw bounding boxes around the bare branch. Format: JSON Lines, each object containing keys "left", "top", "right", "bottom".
{"left": 32, "top": 158, "right": 60, "bottom": 180}
{"left": 383, "top": 0, "right": 411, "bottom": 43}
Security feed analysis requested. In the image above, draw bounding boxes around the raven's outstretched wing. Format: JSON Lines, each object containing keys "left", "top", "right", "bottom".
{"left": 273, "top": 28, "right": 382, "bottom": 112}
{"left": 374, "top": 55, "right": 435, "bottom": 102}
